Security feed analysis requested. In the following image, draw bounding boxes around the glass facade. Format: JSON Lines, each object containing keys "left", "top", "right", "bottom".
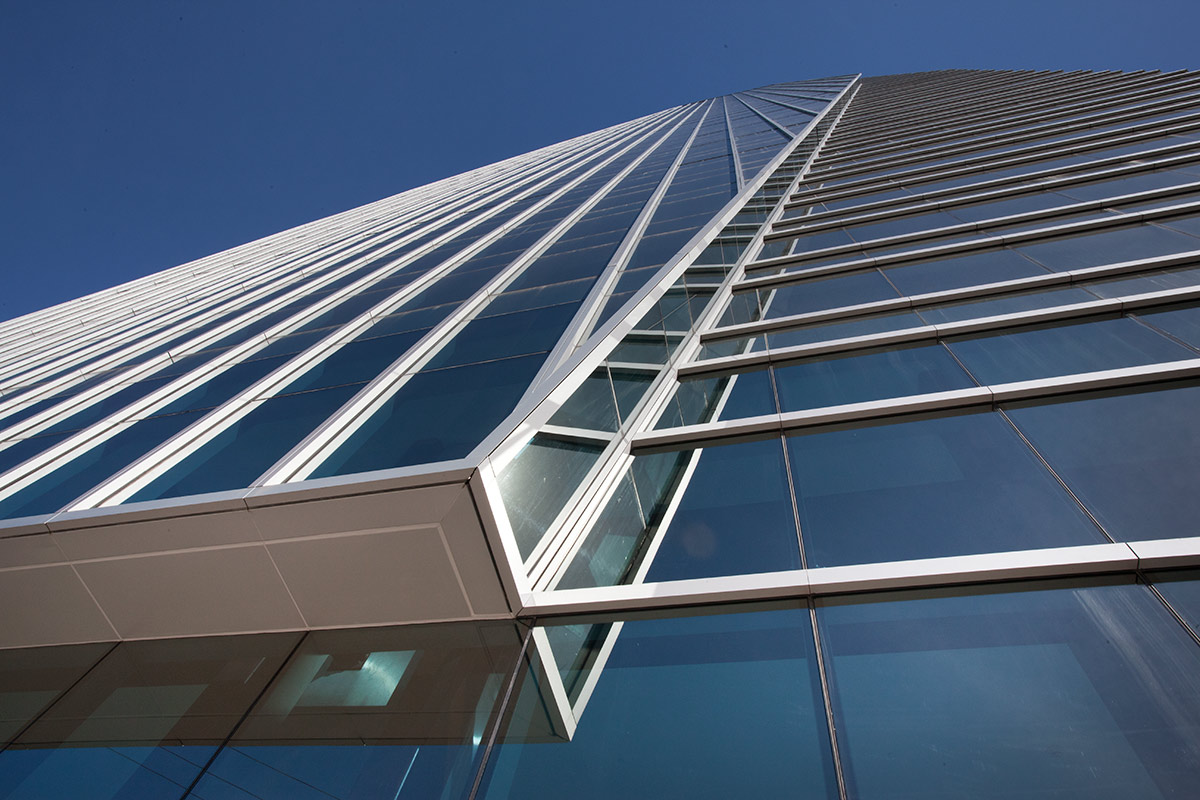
{"left": 1, "top": 69, "right": 1200, "bottom": 798}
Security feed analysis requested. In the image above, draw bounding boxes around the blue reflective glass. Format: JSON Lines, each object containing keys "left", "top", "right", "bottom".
{"left": 1150, "top": 570, "right": 1200, "bottom": 636}
{"left": 817, "top": 579, "right": 1200, "bottom": 799}
{"left": 1006, "top": 383, "right": 1200, "bottom": 542}
{"left": 766, "top": 311, "right": 926, "bottom": 348}
{"left": 646, "top": 437, "right": 801, "bottom": 581}
{"left": 787, "top": 411, "right": 1105, "bottom": 567}
{"left": 883, "top": 247, "right": 1050, "bottom": 295}
{"left": 280, "top": 329, "right": 429, "bottom": 395}
{"left": 1016, "top": 223, "right": 1200, "bottom": 270}
{"left": 424, "top": 303, "right": 578, "bottom": 370}
{"left": 715, "top": 368, "right": 777, "bottom": 419}
{"left": 1138, "top": 303, "right": 1200, "bottom": 348}
{"left": 480, "top": 605, "right": 839, "bottom": 800}
{"left": 312, "top": 353, "right": 546, "bottom": 477}
{"left": 129, "top": 384, "right": 362, "bottom": 503}
{"left": 947, "top": 316, "right": 1192, "bottom": 384}
{"left": 773, "top": 344, "right": 976, "bottom": 411}
{"left": 915, "top": 286, "right": 1097, "bottom": 324}
{"left": 0, "top": 409, "right": 209, "bottom": 520}
{"left": 766, "top": 270, "right": 900, "bottom": 318}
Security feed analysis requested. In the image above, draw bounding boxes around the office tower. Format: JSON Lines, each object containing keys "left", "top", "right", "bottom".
{"left": 0, "top": 68, "right": 1198, "bottom": 797}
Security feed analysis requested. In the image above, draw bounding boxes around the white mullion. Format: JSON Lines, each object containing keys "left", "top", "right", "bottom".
{"left": 723, "top": 96, "right": 746, "bottom": 192}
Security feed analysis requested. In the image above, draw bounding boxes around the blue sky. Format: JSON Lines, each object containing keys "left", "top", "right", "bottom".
{"left": 2, "top": 0, "right": 1197, "bottom": 322}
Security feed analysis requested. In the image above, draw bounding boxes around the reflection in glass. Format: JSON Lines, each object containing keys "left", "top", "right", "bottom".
{"left": 0, "top": 634, "right": 298, "bottom": 800}
{"left": 817, "top": 579, "right": 1200, "bottom": 798}
{"left": 480, "top": 606, "right": 839, "bottom": 799}
{"left": 189, "top": 622, "right": 523, "bottom": 800}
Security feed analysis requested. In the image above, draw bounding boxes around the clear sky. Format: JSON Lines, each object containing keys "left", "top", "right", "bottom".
{"left": 2, "top": 0, "right": 1197, "bottom": 322}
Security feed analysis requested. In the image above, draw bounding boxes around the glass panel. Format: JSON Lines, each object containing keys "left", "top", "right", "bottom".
{"left": 311, "top": 353, "right": 547, "bottom": 476}
{"left": 765, "top": 311, "right": 926, "bottom": 348}
{"left": 498, "top": 436, "right": 605, "bottom": 560}
{"left": 1150, "top": 569, "right": 1200, "bottom": 637}
{"left": 764, "top": 271, "right": 900, "bottom": 319}
{"left": 773, "top": 344, "right": 976, "bottom": 411}
{"left": 479, "top": 605, "right": 839, "bottom": 800}
{"left": 645, "top": 437, "right": 801, "bottom": 581}
{"left": 0, "top": 643, "right": 113, "bottom": 747}
{"left": 189, "top": 622, "right": 523, "bottom": 800}
{"left": 947, "top": 316, "right": 1192, "bottom": 384}
{"left": 787, "top": 410, "right": 1105, "bottom": 567}
{"left": 129, "top": 384, "right": 362, "bottom": 503}
{"left": 817, "top": 579, "right": 1200, "bottom": 799}
{"left": 1016, "top": 223, "right": 1200, "bottom": 270}
{"left": 1138, "top": 303, "right": 1200, "bottom": 349}
{"left": 1006, "top": 383, "right": 1200, "bottom": 542}
{"left": 883, "top": 248, "right": 1050, "bottom": 295}
{"left": 0, "top": 633, "right": 298, "bottom": 800}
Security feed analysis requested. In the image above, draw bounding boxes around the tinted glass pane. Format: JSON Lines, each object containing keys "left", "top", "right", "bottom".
{"left": 646, "top": 437, "right": 801, "bottom": 581}
{"left": 787, "top": 411, "right": 1104, "bottom": 567}
{"left": 817, "top": 580, "right": 1200, "bottom": 799}
{"left": 774, "top": 344, "right": 975, "bottom": 411}
{"left": 190, "top": 623, "right": 523, "bottom": 800}
{"left": 312, "top": 353, "right": 546, "bottom": 476}
{"left": 1016, "top": 223, "right": 1200, "bottom": 270}
{"left": 883, "top": 248, "right": 1049, "bottom": 295}
{"left": 498, "top": 436, "right": 604, "bottom": 560}
{"left": 0, "top": 634, "right": 298, "bottom": 800}
{"left": 129, "top": 384, "right": 362, "bottom": 503}
{"left": 765, "top": 271, "right": 900, "bottom": 319}
{"left": 1150, "top": 570, "right": 1200, "bottom": 636}
{"left": 0, "top": 643, "right": 113, "bottom": 746}
{"left": 1139, "top": 304, "right": 1200, "bottom": 348}
{"left": 947, "top": 316, "right": 1192, "bottom": 384}
{"left": 766, "top": 311, "right": 926, "bottom": 348}
{"left": 1006, "top": 384, "right": 1200, "bottom": 542}
{"left": 480, "top": 606, "right": 839, "bottom": 800}
{"left": 915, "top": 286, "right": 1097, "bottom": 324}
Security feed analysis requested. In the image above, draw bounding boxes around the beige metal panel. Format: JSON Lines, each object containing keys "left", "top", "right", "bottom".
{"left": 266, "top": 526, "right": 473, "bottom": 627}
{"left": 0, "top": 565, "right": 117, "bottom": 646}
{"left": 74, "top": 545, "right": 306, "bottom": 638}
